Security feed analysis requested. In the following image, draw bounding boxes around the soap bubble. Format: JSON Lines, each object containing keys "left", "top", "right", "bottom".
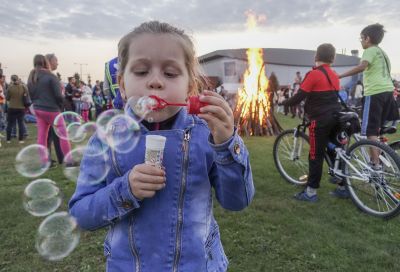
{"left": 105, "top": 114, "right": 141, "bottom": 153}
{"left": 23, "top": 179, "right": 62, "bottom": 217}
{"left": 53, "top": 112, "right": 83, "bottom": 141}
{"left": 125, "top": 96, "right": 157, "bottom": 122}
{"left": 36, "top": 212, "right": 80, "bottom": 261}
{"left": 15, "top": 144, "right": 50, "bottom": 178}
{"left": 70, "top": 122, "right": 97, "bottom": 143}
{"left": 96, "top": 109, "right": 122, "bottom": 144}
{"left": 66, "top": 122, "right": 82, "bottom": 142}
{"left": 63, "top": 146, "right": 110, "bottom": 184}
{"left": 63, "top": 147, "right": 84, "bottom": 182}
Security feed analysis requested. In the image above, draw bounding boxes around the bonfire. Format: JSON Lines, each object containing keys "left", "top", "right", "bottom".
{"left": 234, "top": 12, "right": 282, "bottom": 136}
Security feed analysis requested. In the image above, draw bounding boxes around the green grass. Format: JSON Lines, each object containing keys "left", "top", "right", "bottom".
{"left": 1, "top": 114, "right": 400, "bottom": 272}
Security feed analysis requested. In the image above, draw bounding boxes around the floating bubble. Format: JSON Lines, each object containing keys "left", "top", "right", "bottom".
{"left": 66, "top": 122, "right": 82, "bottom": 142}
{"left": 70, "top": 122, "right": 97, "bottom": 143}
{"left": 84, "top": 139, "right": 109, "bottom": 157}
{"left": 53, "top": 112, "right": 83, "bottom": 141}
{"left": 15, "top": 144, "right": 50, "bottom": 178}
{"left": 96, "top": 109, "right": 122, "bottom": 144}
{"left": 63, "top": 147, "right": 84, "bottom": 182}
{"left": 63, "top": 146, "right": 110, "bottom": 184}
{"left": 105, "top": 114, "right": 141, "bottom": 154}
{"left": 23, "top": 179, "right": 62, "bottom": 217}
{"left": 125, "top": 96, "right": 157, "bottom": 122}
{"left": 36, "top": 212, "right": 80, "bottom": 261}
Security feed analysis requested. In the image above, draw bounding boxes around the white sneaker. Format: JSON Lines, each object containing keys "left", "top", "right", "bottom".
{"left": 6, "top": 141, "right": 11, "bottom": 144}
{"left": 19, "top": 141, "right": 25, "bottom": 144}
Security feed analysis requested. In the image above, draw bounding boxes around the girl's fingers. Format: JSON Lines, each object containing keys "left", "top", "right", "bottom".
{"left": 198, "top": 112, "right": 221, "bottom": 127}
{"left": 133, "top": 164, "right": 166, "bottom": 177}
{"left": 137, "top": 182, "right": 166, "bottom": 191}
{"left": 199, "top": 105, "right": 230, "bottom": 123}
{"left": 137, "top": 190, "right": 156, "bottom": 199}
{"left": 199, "top": 91, "right": 233, "bottom": 116}
{"left": 133, "top": 171, "right": 166, "bottom": 184}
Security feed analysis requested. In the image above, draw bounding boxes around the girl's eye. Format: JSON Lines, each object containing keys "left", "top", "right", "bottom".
{"left": 133, "top": 70, "right": 148, "bottom": 76}
{"left": 165, "top": 70, "right": 179, "bottom": 78}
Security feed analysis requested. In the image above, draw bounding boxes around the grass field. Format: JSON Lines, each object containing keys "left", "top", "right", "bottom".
{"left": 0, "top": 113, "right": 399, "bottom": 272}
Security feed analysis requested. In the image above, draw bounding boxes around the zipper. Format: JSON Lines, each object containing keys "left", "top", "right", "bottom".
{"left": 129, "top": 216, "right": 140, "bottom": 272}
{"left": 110, "top": 149, "right": 123, "bottom": 177}
{"left": 172, "top": 130, "right": 191, "bottom": 272}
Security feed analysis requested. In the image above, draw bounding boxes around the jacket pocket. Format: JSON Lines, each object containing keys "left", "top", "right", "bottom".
{"left": 104, "top": 226, "right": 114, "bottom": 257}
{"left": 205, "top": 226, "right": 228, "bottom": 272}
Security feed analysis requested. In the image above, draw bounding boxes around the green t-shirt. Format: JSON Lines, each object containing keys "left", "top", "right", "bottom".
{"left": 361, "top": 46, "right": 394, "bottom": 96}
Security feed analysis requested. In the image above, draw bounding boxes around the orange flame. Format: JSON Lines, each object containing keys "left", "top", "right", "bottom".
{"left": 236, "top": 11, "right": 270, "bottom": 135}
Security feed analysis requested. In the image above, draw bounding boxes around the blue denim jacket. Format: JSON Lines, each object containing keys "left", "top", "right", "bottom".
{"left": 69, "top": 109, "right": 254, "bottom": 272}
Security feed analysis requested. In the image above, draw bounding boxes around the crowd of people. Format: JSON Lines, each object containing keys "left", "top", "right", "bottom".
{"left": 0, "top": 55, "right": 117, "bottom": 166}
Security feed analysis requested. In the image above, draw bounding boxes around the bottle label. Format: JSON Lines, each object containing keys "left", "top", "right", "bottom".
{"left": 145, "top": 149, "right": 164, "bottom": 168}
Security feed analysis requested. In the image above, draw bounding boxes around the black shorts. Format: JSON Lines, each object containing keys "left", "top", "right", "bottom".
{"left": 361, "top": 91, "right": 399, "bottom": 136}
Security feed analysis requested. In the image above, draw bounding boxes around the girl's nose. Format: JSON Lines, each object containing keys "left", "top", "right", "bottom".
{"left": 147, "top": 75, "right": 164, "bottom": 90}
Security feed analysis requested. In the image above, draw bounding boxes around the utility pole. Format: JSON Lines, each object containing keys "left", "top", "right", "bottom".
{"left": 73, "top": 62, "right": 88, "bottom": 79}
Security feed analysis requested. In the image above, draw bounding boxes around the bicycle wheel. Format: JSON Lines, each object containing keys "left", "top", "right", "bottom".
{"left": 273, "top": 129, "right": 310, "bottom": 185}
{"left": 344, "top": 139, "right": 400, "bottom": 219}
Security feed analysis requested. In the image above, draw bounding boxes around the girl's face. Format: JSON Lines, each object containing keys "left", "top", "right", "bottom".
{"left": 120, "top": 33, "right": 190, "bottom": 122}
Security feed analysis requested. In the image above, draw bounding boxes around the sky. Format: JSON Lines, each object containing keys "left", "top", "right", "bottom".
{"left": 1, "top": 0, "right": 400, "bottom": 83}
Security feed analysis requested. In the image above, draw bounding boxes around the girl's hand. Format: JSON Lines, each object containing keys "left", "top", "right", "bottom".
{"left": 198, "top": 90, "right": 234, "bottom": 144}
{"left": 128, "top": 163, "right": 166, "bottom": 200}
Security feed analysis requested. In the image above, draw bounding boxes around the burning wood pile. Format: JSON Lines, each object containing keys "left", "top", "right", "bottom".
{"left": 234, "top": 12, "right": 282, "bottom": 136}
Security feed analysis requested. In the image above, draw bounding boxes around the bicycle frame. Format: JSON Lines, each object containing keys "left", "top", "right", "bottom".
{"left": 291, "top": 119, "right": 309, "bottom": 161}
{"left": 328, "top": 147, "right": 369, "bottom": 182}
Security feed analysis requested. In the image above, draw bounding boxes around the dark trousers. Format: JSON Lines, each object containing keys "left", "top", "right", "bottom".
{"left": 95, "top": 106, "right": 103, "bottom": 119}
{"left": 47, "top": 127, "right": 64, "bottom": 164}
{"left": 11, "top": 120, "right": 27, "bottom": 137}
{"left": 307, "top": 115, "right": 339, "bottom": 189}
{"left": 6, "top": 108, "right": 25, "bottom": 141}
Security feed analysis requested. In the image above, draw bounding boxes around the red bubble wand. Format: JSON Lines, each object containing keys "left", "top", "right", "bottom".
{"left": 148, "top": 95, "right": 207, "bottom": 114}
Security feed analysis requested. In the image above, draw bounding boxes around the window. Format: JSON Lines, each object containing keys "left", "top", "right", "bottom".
{"left": 224, "top": 62, "right": 236, "bottom": 76}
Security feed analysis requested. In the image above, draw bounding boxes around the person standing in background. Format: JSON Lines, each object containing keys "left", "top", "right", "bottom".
{"left": 353, "top": 80, "right": 364, "bottom": 107}
{"left": 93, "top": 87, "right": 104, "bottom": 119}
{"left": 104, "top": 57, "right": 124, "bottom": 109}
{"left": 0, "top": 76, "right": 6, "bottom": 146}
{"left": 6, "top": 75, "right": 27, "bottom": 144}
{"left": 79, "top": 81, "right": 94, "bottom": 122}
{"left": 64, "top": 77, "right": 77, "bottom": 111}
{"left": 28, "top": 54, "right": 71, "bottom": 161}
{"left": 45, "top": 53, "right": 64, "bottom": 166}
{"left": 339, "top": 23, "right": 399, "bottom": 166}
{"left": 291, "top": 71, "right": 303, "bottom": 118}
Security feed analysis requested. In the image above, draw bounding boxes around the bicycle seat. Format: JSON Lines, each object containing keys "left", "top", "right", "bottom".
{"left": 335, "top": 111, "right": 359, "bottom": 122}
{"left": 334, "top": 111, "right": 361, "bottom": 135}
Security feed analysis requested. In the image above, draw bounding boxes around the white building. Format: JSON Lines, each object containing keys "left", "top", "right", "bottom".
{"left": 199, "top": 48, "right": 360, "bottom": 93}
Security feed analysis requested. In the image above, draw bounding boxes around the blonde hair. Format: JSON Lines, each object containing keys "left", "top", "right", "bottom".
{"left": 118, "top": 21, "right": 204, "bottom": 96}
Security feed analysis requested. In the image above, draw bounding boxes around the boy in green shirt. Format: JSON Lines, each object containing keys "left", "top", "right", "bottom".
{"left": 339, "top": 23, "right": 399, "bottom": 165}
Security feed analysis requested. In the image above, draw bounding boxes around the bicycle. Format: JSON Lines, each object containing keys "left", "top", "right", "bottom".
{"left": 273, "top": 112, "right": 400, "bottom": 219}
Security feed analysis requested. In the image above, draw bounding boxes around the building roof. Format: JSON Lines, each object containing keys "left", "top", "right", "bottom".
{"left": 198, "top": 48, "right": 360, "bottom": 67}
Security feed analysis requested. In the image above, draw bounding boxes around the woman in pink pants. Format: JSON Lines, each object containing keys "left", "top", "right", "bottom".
{"left": 28, "top": 55, "right": 71, "bottom": 162}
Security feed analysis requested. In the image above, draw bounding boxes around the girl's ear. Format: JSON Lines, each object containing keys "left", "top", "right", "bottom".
{"left": 118, "top": 75, "right": 127, "bottom": 100}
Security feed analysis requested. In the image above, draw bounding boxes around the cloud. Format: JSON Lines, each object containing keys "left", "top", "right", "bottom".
{"left": 0, "top": 0, "right": 399, "bottom": 40}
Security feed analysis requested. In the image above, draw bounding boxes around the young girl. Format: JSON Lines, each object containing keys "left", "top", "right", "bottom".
{"left": 80, "top": 95, "right": 91, "bottom": 122}
{"left": 69, "top": 21, "right": 254, "bottom": 272}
